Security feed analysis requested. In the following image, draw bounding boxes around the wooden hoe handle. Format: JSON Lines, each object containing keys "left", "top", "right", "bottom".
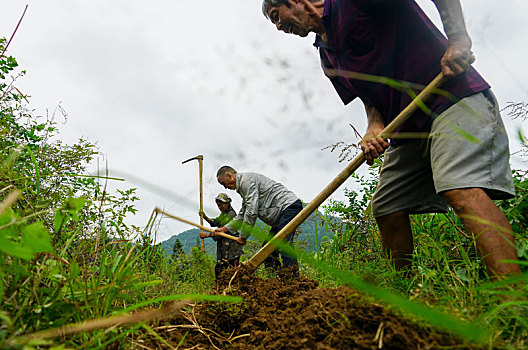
{"left": 154, "top": 208, "right": 240, "bottom": 242}
{"left": 198, "top": 156, "right": 205, "bottom": 252}
{"left": 182, "top": 155, "right": 206, "bottom": 252}
{"left": 247, "top": 73, "right": 447, "bottom": 270}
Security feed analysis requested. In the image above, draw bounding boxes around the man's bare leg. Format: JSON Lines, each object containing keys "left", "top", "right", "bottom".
{"left": 376, "top": 210, "right": 414, "bottom": 270}
{"left": 441, "top": 188, "right": 521, "bottom": 279}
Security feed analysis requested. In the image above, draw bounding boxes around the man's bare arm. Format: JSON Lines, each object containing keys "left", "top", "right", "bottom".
{"left": 432, "top": 0, "right": 475, "bottom": 77}
{"left": 360, "top": 103, "right": 390, "bottom": 166}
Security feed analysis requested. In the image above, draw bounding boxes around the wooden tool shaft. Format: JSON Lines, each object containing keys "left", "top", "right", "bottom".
{"left": 182, "top": 154, "right": 206, "bottom": 252}
{"left": 154, "top": 208, "right": 239, "bottom": 242}
{"left": 247, "top": 73, "right": 446, "bottom": 270}
{"left": 198, "top": 156, "right": 205, "bottom": 252}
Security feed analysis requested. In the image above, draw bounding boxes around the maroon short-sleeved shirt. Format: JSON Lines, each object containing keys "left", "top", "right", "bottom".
{"left": 315, "top": 0, "right": 490, "bottom": 144}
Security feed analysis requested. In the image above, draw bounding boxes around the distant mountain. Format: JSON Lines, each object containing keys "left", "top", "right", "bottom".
{"left": 157, "top": 228, "right": 215, "bottom": 256}
{"left": 156, "top": 212, "right": 334, "bottom": 257}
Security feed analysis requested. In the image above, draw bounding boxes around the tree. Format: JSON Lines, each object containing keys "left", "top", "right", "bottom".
{"left": 172, "top": 239, "right": 184, "bottom": 261}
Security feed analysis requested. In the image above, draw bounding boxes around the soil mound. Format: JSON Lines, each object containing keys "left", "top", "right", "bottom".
{"left": 138, "top": 266, "right": 485, "bottom": 349}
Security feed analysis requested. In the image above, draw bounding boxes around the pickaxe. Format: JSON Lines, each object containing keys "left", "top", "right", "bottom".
{"left": 154, "top": 208, "right": 239, "bottom": 242}
{"left": 182, "top": 155, "right": 205, "bottom": 252}
{"left": 247, "top": 73, "right": 446, "bottom": 271}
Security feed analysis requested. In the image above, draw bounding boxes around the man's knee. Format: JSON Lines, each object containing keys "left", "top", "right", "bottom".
{"left": 440, "top": 188, "right": 488, "bottom": 214}
{"left": 375, "top": 210, "right": 410, "bottom": 233}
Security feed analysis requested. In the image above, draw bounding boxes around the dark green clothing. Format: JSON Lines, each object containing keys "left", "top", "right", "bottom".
{"left": 210, "top": 207, "right": 243, "bottom": 262}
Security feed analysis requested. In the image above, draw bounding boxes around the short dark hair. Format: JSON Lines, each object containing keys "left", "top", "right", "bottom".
{"left": 262, "top": 0, "right": 291, "bottom": 19}
{"left": 217, "top": 166, "right": 237, "bottom": 178}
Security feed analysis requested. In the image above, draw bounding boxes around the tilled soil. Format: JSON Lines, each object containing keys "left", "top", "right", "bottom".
{"left": 136, "top": 267, "right": 486, "bottom": 350}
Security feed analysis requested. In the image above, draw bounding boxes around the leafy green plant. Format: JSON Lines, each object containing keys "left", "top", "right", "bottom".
{"left": 0, "top": 38, "right": 242, "bottom": 348}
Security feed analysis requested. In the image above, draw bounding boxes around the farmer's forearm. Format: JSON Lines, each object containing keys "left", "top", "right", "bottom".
{"left": 433, "top": 0, "right": 474, "bottom": 76}
{"left": 362, "top": 103, "right": 390, "bottom": 165}
{"left": 432, "top": 0, "right": 469, "bottom": 39}
{"left": 203, "top": 215, "right": 213, "bottom": 225}
{"left": 364, "top": 103, "right": 385, "bottom": 130}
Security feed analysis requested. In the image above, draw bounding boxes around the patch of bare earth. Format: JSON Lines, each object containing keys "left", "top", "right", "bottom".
{"left": 132, "top": 267, "right": 487, "bottom": 349}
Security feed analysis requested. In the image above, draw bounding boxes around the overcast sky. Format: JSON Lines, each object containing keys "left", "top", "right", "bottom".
{"left": 1, "top": 0, "right": 527, "bottom": 243}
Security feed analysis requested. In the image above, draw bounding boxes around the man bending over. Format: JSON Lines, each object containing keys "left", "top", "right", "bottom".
{"left": 262, "top": 0, "right": 520, "bottom": 279}
{"left": 215, "top": 166, "right": 303, "bottom": 272}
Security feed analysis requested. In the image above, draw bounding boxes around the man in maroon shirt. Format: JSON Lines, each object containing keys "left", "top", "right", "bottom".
{"left": 262, "top": 0, "right": 520, "bottom": 279}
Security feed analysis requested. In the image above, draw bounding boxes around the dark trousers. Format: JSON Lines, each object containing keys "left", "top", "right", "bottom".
{"left": 263, "top": 199, "right": 302, "bottom": 271}
{"left": 215, "top": 257, "right": 240, "bottom": 280}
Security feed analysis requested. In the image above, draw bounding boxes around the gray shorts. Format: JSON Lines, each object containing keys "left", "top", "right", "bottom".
{"left": 371, "top": 90, "right": 515, "bottom": 218}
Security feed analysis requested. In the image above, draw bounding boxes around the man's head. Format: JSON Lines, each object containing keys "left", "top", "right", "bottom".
{"left": 262, "top": 0, "right": 324, "bottom": 38}
{"left": 217, "top": 166, "right": 237, "bottom": 190}
{"left": 215, "top": 193, "right": 231, "bottom": 212}
{"left": 262, "top": 0, "right": 290, "bottom": 18}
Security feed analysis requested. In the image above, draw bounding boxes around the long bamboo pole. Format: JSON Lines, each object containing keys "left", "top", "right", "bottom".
{"left": 247, "top": 73, "right": 446, "bottom": 270}
{"left": 182, "top": 155, "right": 206, "bottom": 252}
{"left": 154, "top": 208, "right": 240, "bottom": 242}
{"left": 198, "top": 155, "right": 205, "bottom": 252}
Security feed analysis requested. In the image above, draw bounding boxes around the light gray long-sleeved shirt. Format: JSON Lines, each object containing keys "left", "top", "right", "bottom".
{"left": 225, "top": 172, "right": 299, "bottom": 239}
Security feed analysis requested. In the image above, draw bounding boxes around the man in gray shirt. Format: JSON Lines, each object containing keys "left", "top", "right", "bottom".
{"left": 214, "top": 165, "right": 303, "bottom": 271}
